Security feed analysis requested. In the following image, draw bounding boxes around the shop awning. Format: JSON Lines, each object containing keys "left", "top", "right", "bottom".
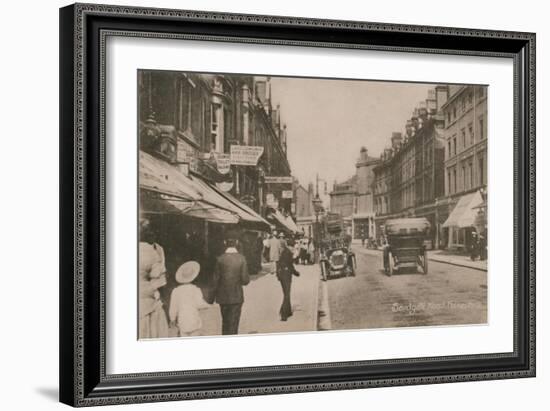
{"left": 442, "top": 190, "right": 484, "bottom": 228}
{"left": 139, "top": 151, "right": 201, "bottom": 201}
{"left": 189, "top": 177, "right": 270, "bottom": 230}
{"left": 267, "top": 209, "right": 299, "bottom": 234}
{"left": 139, "top": 150, "right": 270, "bottom": 229}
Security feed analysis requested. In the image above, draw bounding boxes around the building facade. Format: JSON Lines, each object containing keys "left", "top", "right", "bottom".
{"left": 373, "top": 86, "right": 449, "bottom": 248}
{"left": 439, "top": 85, "right": 488, "bottom": 250}
{"left": 138, "top": 71, "right": 292, "bottom": 221}
{"left": 329, "top": 147, "right": 380, "bottom": 240}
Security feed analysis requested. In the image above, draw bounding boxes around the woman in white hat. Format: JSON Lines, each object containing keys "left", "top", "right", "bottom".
{"left": 169, "top": 261, "right": 211, "bottom": 337}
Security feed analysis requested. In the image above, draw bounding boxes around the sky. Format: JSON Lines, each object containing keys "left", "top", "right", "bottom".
{"left": 269, "top": 77, "right": 434, "bottom": 189}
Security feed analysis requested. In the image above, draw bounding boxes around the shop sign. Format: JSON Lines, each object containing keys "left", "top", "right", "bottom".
{"left": 266, "top": 193, "right": 279, "bottom": 208}
{"left": 214, "top": 153, "right": 231, "bottom": 174}
{"left": 264, "top": 176, "right": 293, "bottom": 184}
{"left": 230, "top": 145, "right": 264, "bottom": 166}
{"left": 282, "top": 190, "right": 293, "bottom": 199}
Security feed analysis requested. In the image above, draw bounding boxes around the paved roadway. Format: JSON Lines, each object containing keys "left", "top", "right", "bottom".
{"left": 327, "top": 246, "right": 488, "bottom": 330}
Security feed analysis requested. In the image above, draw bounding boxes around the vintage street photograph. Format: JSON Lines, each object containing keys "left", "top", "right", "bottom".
{"left": 138, "top": 70, "right": 488, "bottom": 339}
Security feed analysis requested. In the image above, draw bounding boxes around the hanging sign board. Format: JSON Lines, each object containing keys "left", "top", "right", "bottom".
{"left": 214, "top": 153, "right": 231, "bottom": 174}
{"left": 266, "top": 193, "right": 279, "bottom": 209}
{"left": 282, "top": 190, "right": 293, "bottom": 199}
{"left": 264, "top": 176, "right": 293, "bottom": 184}
{"left": 230, "top": 145, "right": 264, "bottom": 166}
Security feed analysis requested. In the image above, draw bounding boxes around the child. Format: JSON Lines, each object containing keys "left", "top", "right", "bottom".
{"left": 169, "top": 261, "right": 210, "bottom": 337}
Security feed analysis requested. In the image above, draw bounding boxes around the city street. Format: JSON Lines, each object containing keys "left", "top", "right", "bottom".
{"left": 326, "top": 246, "right": 487, "bottom": 330}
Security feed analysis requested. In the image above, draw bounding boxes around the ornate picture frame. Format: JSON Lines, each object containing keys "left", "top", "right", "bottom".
{"left": 59, "top": 3, "right": 535, "bottom": 407}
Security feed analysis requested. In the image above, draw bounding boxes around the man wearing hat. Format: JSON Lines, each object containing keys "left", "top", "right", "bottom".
{"left": 212, "top": 232, "right": 250, "bottom": 335}
{"left": 169, "top": 261, "right": 210, "bottom": 337}
{"left": 268, "top": 230, "right": 282, "bottom": 275}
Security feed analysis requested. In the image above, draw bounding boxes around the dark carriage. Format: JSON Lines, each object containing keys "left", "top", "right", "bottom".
{"left": 382, "top": 218, "right": 430, "bottom": 276}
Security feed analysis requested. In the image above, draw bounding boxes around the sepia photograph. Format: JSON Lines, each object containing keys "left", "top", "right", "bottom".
{"left": 138, "top": 70, "right": 488, "bottom": 339}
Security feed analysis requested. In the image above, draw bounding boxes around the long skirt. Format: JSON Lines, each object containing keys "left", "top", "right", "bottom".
{"left": 139, "top": 301, "right": 169, "bottom": 339}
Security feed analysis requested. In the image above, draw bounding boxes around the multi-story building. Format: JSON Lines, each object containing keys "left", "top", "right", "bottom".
{"left": 373, "top": 86, "right": 448, "bottom": 248}
{"left": 293, "top": 182, "right": 316, "bottom": 237}
{"left": 328, "top": 147, "right": 380, "bottom": 240}
{"left": 438, "top": 85, "right": 488, "bottom": 250}
{"left": 138, "top": 71, "right": 292, "bottom": 221}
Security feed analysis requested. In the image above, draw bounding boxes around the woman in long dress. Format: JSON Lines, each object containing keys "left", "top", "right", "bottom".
{"left": 139, "top": 219, "right": 170, "bottom": 339}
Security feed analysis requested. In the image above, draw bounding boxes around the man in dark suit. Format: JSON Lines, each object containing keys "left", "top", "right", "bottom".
{"left": 277, "top": 237, "right": 300, "bottom": 321}
{"left": 212, "top": 234, "right": 250, "bottom": 335}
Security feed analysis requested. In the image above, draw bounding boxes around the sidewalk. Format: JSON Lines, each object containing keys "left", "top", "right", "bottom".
{"left": 427, "top": 250, "right": 487, "bottom": 271}
{"left": 354, "top": 246, "right": 487, "bottom": 271}
{"left": 199, "top": 262, "right": 320, "bottom": 336}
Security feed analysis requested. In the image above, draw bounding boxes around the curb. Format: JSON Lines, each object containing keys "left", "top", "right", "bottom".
{"left": 354, "top": 247, "right": 487, "bottom": 272}
{"left": 311, "top": 268, "right": 321, "bottom": 331}
{"left": 317, "top": 276, "right": 332, "bottom": 331}
{"left": 428, "top": 257, "right": 487, "bottom": 272}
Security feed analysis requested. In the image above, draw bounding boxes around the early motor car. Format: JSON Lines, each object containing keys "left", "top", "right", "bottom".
{"left": 382, "top": 217, "right": 430, "bottom": 276}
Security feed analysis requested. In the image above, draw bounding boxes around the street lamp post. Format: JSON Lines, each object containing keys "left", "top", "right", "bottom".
{"left": 312, "top": 192, "right": 324, "bottom": 264}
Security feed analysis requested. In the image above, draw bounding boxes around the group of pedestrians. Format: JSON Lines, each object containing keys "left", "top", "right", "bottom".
{"left": 139, "top": 220, "right": 303, "bottom": 339}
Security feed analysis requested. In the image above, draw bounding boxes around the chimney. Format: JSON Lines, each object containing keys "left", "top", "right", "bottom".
{"left": 360, "top": 146, "right": 368, "bottom": 161}
{"left": 426, "top": 89, "right": 437, "bottom": 114}
{"left": 391, "top": 132, "right": 402, "bottom": 149}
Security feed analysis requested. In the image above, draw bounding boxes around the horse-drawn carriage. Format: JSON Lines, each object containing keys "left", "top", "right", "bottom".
{"left": 382, "top": 217, "right": 430, "bottom": 276}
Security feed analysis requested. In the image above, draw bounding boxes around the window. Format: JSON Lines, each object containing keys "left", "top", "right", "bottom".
{"left": 461, "top": 128, "right": 466, "bottom": 148}
{"left": 210, "top": 103, "right": 224, "bottom": 152}
{"left": 478, "top": 86, "right": 485, "bottom": 98}
{"left": 479, "top": 116, "right": 484, "bottom": 139}
{"left": 447, "top": 111, "right": 451, "bottom": 124}
{"left": 467, "top": 92, "right": 473, "bottom": 106}
{"left": 453, "top": 168, "right": 457, "bottom": 194}
{"left": 468, "top": 123, "right": 474, "bottom": 145}
{"left": 452, "top": 106, "right": 457, "bottom": 120}
{"left": 453, "top": 136, "right": 457, "bottom": 156}
{"left": 469, "top": 162, "right": 474, "bottom": 189}
{"left": 479, "top": 157, "right": 484, "bottom": 186}
{"left": 448, "top": 170, "right": 452, "bottom": 194}
{"left": 461, "top": 97, "right": 466, "bottom": 113}
{"left": 448, "top": 141, "right": 452, "bottom": 158}
{"left": 462, "top": 165, "right": 466, "bottom": 191}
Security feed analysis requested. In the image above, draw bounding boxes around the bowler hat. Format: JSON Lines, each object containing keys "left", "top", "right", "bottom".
{"left": 175, "top": 261, "right": 201, "bottom": 284}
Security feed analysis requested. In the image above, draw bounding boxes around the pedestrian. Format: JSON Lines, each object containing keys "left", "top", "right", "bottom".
{"left": 299, "top": 238, "right": 308, "bottom": 264}
{"left": 254, "top": 232, "right": 264, "bottom": 273}
{"left": 307, "top": 238, "right": 315, "bottom": 264}
{"left": 139, "top": 218, "right": 170, "bottom": 339}
{"left": 169, "top": 261, "right": 210, "bottom": 337}
{"left": 470, "top": 231, "right": 479, "bottom": 261}
{"left": 212, "top": 233, "right": 250, "bottom": 335}
{"left": 269, "top": 230, "right": 282, "bottom": 275}
{"left": 292, "top": 239, "right": 301, "bottom": 264}
{"left": 262, "top": 233, "right": 270, "bottom": 263}
{"left": 277, "top": 237, "right": 300, "bottom": 321}
{"left": 361, "top": 230, "right": 366, "bottom": 247}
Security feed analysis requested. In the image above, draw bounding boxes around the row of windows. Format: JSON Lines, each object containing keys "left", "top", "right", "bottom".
{"left": 447, "top": 115, "right": 485, "bottom": 158}
{"left": 446, "top": 156, "right": 485, "bottom": 195}
{"left": 445, "top": 86, "right": 486, "bottom": 126}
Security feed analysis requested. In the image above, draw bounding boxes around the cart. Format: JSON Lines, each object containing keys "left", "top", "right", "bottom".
{"left": 382, "top": 218, "right": 430, "bottom": 276}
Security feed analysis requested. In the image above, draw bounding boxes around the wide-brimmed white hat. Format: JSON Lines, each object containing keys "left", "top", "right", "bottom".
{"left": 175, "top": 261, "right": 200, "bottom": 284}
